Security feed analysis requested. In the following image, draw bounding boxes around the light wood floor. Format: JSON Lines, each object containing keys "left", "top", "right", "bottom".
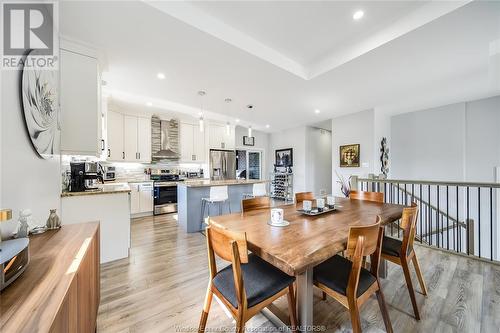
{"left": 97, "top": 214, "right": 500, "bottom": 333}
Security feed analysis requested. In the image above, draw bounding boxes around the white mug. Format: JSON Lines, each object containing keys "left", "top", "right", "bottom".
{"left": 317, "top": 198, "right": 325, "bottom": 210}
{"left": 271, "top": 208, "right": 284, "bottom": 225}
{"left": 303, "top": 200, "right": 312, "bottom": 212}
{"left": 327, "top": 196, "right": 335, "bottom": 207}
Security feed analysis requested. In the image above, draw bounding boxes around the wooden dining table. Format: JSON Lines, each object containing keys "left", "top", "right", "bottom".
{"left": 209, "top": 197, "right": 406, "bottom": 331}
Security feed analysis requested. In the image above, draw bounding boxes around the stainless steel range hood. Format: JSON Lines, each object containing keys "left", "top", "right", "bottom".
{"left": 151, "top": 116, "right": 180, "bottom": 160}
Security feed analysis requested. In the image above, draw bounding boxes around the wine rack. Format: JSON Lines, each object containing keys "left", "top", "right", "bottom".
{"left": 270, "top": 172, "right": 293, "bottom": 202}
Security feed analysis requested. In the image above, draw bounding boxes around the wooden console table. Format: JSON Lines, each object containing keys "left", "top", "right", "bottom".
{"left": 0, "top": 222, "right": 100, "bottom": 333}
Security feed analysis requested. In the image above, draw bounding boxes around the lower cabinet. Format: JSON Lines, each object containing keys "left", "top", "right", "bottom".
{"left": 130, "top": 182, "right": 153, "bottom": 215}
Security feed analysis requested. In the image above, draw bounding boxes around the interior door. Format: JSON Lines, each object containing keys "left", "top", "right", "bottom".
{"left": 247, "top": 151, "right": 262, "bottom": 180}
{"left": 123, "top": 116, "right": 138, "bottom": 161}
{"left": 107, "top": 111, "right": 124, "bottom": 161}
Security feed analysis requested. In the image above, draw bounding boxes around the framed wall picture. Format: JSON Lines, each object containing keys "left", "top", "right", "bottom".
{"left": 243, "top": 136, "right": 255, "bottom": 146}
{"left": 340, "top": 144, "right": 360, "bottom": 167}
{"left": 275, "top": 148, "right": 293, "bottom": 167}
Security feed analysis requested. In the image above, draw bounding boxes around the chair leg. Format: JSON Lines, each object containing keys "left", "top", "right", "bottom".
{"left": 198, "top": 286, "right": 213, "bottom": 333}
{"left": 287, "top": 284, "right": 298, "bottom": 333}
{"left": 347, "top": 298, "right": 362, "bottom": 333}
{"left": 401, "top": 258, "right": 421, "bottom": 320}
{"left": 235, "top": 311, "right": 245, "bottom": 333}
{"left": 228, "top": 200, "right": 232, "bottom": 214}
{"left": 375, "top": 283, "right": 393, "bottom": 333}
{"left": 322, "top": 291, "right": 327, "bottom": 300}
{"left": 412, "top": 254, "right": 428, "bottom": 296}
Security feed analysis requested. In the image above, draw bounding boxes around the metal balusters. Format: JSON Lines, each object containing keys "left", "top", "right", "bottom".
{"left": 419, "top": 185, "right": 423, "bottom": 243}
{"left": 466, "top": 186, "right": 470, "bottom": 255}
{"left": 446, "top": 186, "right": 450, "bottom": 251}
{"left": 437, "top": 185, "right": 440, "bottom": 248}
{"left": 428, "top": 185, "right": 431, "bottom": 246}
{"left": 478, "top": 187, "right": 481, "bottom": 258}
{"left": 490, "top": 187, "right": 493, "bottom": 261}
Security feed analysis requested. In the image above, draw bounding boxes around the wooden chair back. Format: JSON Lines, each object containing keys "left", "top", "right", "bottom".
{"left": 295, "top": 192, "right": 314, "bottom": 203}
{"left": 400, "top": 202, "right": 419, "bottom": 256}
{"left": 206, "top": 225, "right": 249, "bottom": 309}
{"left": 350, "top": 190, "right": 384, "bottom": 203}
{"left": 346, "top": 218, "right": 384, "bottom": 298}
{"left": 242, "top": 196, "right": 271, "bottom": 213}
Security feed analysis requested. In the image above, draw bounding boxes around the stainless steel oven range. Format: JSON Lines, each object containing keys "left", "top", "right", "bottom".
{"left": 152, "top": 174, "right": 182, "bottom": 215}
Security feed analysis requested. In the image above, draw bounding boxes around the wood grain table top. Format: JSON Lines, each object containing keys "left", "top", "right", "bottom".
{"left": 0, "top": 222, "right": 99, "bottom": 333}
{"left": 209, "top": 197, "right": 406, "bottom": 275}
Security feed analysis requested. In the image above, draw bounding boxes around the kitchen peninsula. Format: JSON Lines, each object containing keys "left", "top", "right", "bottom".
{"left": 177, "top": 179, "right": 268, "bottom": 233}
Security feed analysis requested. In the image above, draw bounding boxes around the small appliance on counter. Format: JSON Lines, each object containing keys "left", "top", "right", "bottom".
{"left": 69, "top": 162, "right": 100, "bottom": 192}
{"left": 0, "top": 209, "right": 30, "bottom": 291}
{"left": 101, "top": 165, "right": 116, "bottom": 182}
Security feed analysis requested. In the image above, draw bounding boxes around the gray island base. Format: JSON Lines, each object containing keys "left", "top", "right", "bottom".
{"left": 177, "top": 180, "right": 268, "bottom": 233}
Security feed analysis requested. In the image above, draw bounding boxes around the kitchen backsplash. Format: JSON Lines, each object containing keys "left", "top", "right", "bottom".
{"left": 61, "top": 155, "right": 208, "bottom": 183}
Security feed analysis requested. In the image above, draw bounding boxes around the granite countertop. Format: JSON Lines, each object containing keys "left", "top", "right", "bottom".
{"left": 61, "top": 183, "right": 131, "bottom": 197}
{"left": 179, "top": 179, "right": 269, "bottom": 188}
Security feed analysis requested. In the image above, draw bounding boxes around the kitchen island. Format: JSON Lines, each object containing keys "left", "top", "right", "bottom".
{"left": 61, "top": 183, "right": 131, "bottom": 263}
{"left": 177, "top": 179, "right": 268, "bottom": 233}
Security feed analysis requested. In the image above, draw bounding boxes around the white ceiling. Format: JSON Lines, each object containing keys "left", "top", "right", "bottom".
{"left": 60, "top": 1, "right": 500, "bottom": 132}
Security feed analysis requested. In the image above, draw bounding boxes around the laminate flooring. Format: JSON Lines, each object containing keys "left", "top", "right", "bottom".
{"left": 97, "top": 214, "right": 500, "bottom": 333}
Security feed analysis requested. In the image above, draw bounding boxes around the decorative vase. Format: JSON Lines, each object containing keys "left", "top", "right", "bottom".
{"left": 46, "top": 209, "right": 61, "bottom": 230}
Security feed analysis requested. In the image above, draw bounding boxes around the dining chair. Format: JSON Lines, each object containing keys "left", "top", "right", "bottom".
{"left": 349, "top": 190, "right": 384, "bottom": 203}
{"left": 295, "top": 191, "right": 314, "bottom": 203}
{"left": 314, "top": 218, "right": 393, "bottom": 333}
{"left": 381, "top": 202, "right": 427, "bottom": 320}
{"left": 241, "top": 196, "right": 271, "bottom": 213}
{"left": 199, "top": 225, "right": 297, "bottom": 333}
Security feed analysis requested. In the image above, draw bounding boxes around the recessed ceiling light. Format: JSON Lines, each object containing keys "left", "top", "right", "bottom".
{"left": 157, "top": 72, "right": 166, "bottom": 80}
{"left": 315, "top": 109, "right": 321, "bottom": 114}
{"left": 235, "top": 119, "right": 240, "bottom": 123}
{"left": 353, "top": 10, "right": 364, "bottom": 20}
{"left": 146, "top": 102, "right": 153, "bottom": 107}
{"left": 266, "top": 124, "right": 270, "bottom": 128}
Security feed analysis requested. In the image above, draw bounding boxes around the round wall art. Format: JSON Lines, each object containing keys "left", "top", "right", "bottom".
{"left": 21, "top": 49, "right": 60, "bottom": 159}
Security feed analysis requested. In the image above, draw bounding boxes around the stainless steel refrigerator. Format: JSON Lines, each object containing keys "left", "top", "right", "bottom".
{"left": 209, "top": 149, "right": 236, "bottom": 180}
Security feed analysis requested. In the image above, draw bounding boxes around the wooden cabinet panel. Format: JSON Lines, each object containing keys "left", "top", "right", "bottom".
{"left": 180, "top": 123, "right": 195, "bottom": 162}
{"left": 193, "top": 125, "right": 206, "bottom": 162}
{"left": 139, "top": 183, "right": 154, "bottom": 212}
{"left": 50, "top": 278, "right": 77, "bottom": 333}
{"left": 130, "top": 183, "right": 140, "bottom": 214}
{"left": 77, "top": 235, "right": 99, "bottom": 333}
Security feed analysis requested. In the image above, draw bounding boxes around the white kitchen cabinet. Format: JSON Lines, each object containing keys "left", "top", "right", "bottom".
{"left": 107, "top": 110, "right": 124, "bottom": 161}
{"left": 139, "top": 183, "right": 154, "bottom": 212}
{"left": 137, "top": 117, "right": 151, "bottom": 162}
{"left": 180, "top": 122, "right": 205, "bottom": 162}
{"left": 129, "top": 183, "right": 140, "bottom": 214}
{"left": 209, "top": 123, "right": 234, "bottom": 150}
{"left": 129, "top": 182, "right": 153, "bottom": 215}
{"left": 60, "top": 47, "right": 102, "bottom": 156}
{"left": 106, "top": 112, "right": 151, "bottom": 162}
{"left": 124, "top": 116, "right": 138, "bottom": 161}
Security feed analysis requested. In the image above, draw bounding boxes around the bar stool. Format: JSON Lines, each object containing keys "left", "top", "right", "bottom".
{"left": 242, "top": 182, "right": 267, "bottom": 199}
{"left": 201, "top": 186, "right": 231, "bottom": 226}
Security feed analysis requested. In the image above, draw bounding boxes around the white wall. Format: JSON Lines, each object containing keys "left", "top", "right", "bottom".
{"left": 391, "top": 96, "right": 500, "bottom": 183}
{"left": 331, "top": 109, "right": 376, "bottom": 196}
{"left": 306, "top": 127, "right": 332, "bottom": 194}
{"left": 1, "top": 71, "right": 61, "bottom": 237}
{"left": 269, "top": 126, "right": 307, "bottom": 193}
{"left": 235, "top": 125, "right": 270, "bottom": 179}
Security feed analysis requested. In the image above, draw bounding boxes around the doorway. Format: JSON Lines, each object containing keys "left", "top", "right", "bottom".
{"left": 236, "top": 149, "right": 263, "bottom": 180}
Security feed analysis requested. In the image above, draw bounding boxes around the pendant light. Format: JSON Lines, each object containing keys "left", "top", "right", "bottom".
{"left": 248, "top": 126, "right": 252, "bottom": 137}
{"left": 198, "top": 91, "right": 206, "bottom": 132}
{"left": 224, "top": 98, "right": 232, "bottom": 135}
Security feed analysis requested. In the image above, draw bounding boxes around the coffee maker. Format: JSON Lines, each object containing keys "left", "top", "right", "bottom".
{"left": 70, "top": 162, "right": 99, "bottom": 192}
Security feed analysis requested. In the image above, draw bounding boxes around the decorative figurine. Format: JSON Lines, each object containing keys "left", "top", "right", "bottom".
{"left": 46, "top": 209, "right": 61, "bottom": 230}
{"left": 18, "top": 209, "right": 31, "bottom": 238}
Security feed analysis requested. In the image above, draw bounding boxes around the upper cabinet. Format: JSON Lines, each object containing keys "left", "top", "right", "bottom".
{"left": 107, "top": 111, "right": 151, "bottom": 162}
{"left": 60, "top": 42, "right": 102, "bottom": 156}
{"left": 208, "top": 123, "right": 234, "bottom": 150}
{"left": 180, "top": 122, "right": 205, "bottom": 162}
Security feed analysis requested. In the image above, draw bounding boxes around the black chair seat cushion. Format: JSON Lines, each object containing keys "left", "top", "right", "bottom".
{"left": 313, "top": 255, "right": 376, "bottom": 297}
{"left": 382, "top": 236, "right": 405, "bottom": 257}
{"left": 212, "top": 253, "right": 295, "bottom": 309}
